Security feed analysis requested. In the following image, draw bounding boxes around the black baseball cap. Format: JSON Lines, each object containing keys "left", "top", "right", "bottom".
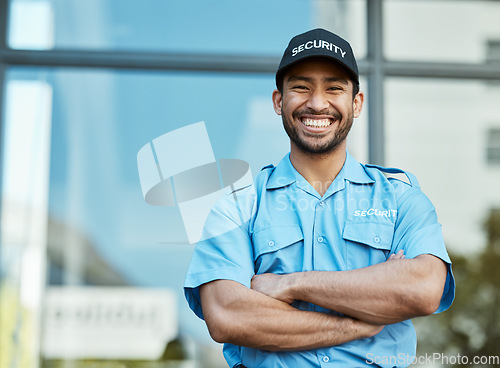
{"left": 276, "top": 28, "right": 359, "bottom": 89}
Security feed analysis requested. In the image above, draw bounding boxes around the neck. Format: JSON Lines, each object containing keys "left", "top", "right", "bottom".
{"left": 289, "top": 143, "right": 347, "bottom": 197}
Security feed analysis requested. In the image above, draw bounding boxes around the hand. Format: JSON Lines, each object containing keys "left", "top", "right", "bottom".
{"left": 251, "top": 273, "right": 295, "bottom": 304}
{"left": 387, "top": 249, "right": 405, "bottom": 261}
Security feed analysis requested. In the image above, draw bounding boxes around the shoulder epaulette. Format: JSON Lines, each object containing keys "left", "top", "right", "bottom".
{"left": 365, "top": 164, "right": 412, "bottom": 186}
{"left": 261, "top": 164, "right": 275, "bottom": 171}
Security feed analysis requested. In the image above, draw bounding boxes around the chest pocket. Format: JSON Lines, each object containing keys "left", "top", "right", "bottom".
{"left": 252, "top": 226, "right": 304, "bottom": 275}
{"left": 342, "top": 222, "right": 394, "bottom": 270}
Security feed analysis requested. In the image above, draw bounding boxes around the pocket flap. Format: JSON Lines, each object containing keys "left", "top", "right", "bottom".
{"left": 343, "top": 222, "right": 393, "bottom": 250}
{"left": 253, "top": 226, "right": 304, "bottom": 257}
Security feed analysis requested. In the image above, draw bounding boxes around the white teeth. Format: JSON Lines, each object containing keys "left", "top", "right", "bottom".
{"left": 302, "top": 118, "right": 331, "bottom": 128}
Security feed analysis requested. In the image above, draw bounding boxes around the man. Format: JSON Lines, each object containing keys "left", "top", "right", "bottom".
{"left": 184, "top": 28, "right": 455, "bottom": 367}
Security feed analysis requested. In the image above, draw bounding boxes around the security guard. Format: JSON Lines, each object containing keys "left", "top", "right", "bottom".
{"left": 184, "top": 28, "right": 455, "bottom": 368}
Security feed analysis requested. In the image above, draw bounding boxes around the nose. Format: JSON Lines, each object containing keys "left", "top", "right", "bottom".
{"left": 306, "top": 90, "right": 329, "bottom": 112}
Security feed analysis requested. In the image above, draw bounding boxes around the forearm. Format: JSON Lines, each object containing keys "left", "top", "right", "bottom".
{"left": 200, "top": 279, "right": 381, "bottom": 351}
{"left": 287, "top": 255, "right": 447, "bottom": 324}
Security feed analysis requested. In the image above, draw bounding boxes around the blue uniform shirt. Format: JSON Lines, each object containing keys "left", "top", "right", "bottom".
{"left": 184, "top": 152, "right": 455, "bottom": 368}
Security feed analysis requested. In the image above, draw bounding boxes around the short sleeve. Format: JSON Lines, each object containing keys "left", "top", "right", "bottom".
{"left": 184, "top": 189, "right": 256, "bottom": 320}
{"left": 392, "top": 186, "right": 455, "bottom": 313}
{"left": 223, "top": 344, "right": 243, "bottom": 368}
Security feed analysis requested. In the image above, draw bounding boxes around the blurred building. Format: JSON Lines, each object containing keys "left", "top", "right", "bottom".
{"left": 1, "top": 1, "right": 500, "bottom": 368}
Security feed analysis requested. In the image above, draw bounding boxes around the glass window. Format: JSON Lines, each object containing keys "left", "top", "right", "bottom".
{"left": 1, "top": 61, "right": 370, "bottom": 366}
{"left": 312, "top": 0, "right": 367, "bottom": 60}
{"left": 386, "top": 77, "right": 500, "bottom": 254}
{"left": 384, "top": 0, "right": 500, "bottom": 63}
{"left": 0, "top": 76, "right": 52, "bottom": 368}
{"left": 487, "top": 39, "right": 500, "bottom": 63}
{"left": 487, "top": 128, "right": 500, "bottom": 165}
{"left": 7, "top": 0, "right": 367, "bottom": 58}
{"left": 2, "top": 1, "right": 370, "bottom": 364}
{"left": 8, "top": 0, "right": 311, "bottom": 54}
{"left": 2, "top": 66, "right": 297, "bottom": 365}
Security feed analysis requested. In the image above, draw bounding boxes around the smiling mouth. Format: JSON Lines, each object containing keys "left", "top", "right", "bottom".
{"left": 301, "top": 117, "right": 332, "bottom": 128}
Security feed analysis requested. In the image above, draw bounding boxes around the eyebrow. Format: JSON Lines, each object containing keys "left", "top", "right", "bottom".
{"left": 287, "top": 75, "right": 349, "bottom": 85}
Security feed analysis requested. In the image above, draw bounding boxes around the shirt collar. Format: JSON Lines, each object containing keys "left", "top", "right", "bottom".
{"left": 266, "top": 153, "right": 296, "bottom": 189}
{"left": 343, "top": 152, "right": 375, "bottom": 185}
{"left": 266, "top": 151, "right": 374, "bottom": 190}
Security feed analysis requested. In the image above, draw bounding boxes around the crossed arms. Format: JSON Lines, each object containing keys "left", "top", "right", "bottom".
{"left": 199, "top": 251, "right": 447, "bottom": 351}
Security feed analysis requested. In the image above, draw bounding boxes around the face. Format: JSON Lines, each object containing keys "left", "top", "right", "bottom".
{"left": 272, "top": 58, "right": 364, "bottom": 156}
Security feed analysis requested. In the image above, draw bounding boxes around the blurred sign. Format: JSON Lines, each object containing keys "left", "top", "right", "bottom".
{"left": 42, "top": 287, "right": 177, "bottom": 360}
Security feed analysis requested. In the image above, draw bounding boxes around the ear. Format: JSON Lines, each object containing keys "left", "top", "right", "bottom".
{"left": 353, "top": 91, "right": 364, "bottom": 118}
{"left": 272, "top": 89, "right": 282, "bottom": 115}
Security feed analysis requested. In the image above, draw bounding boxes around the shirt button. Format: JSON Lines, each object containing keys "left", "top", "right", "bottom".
{"left": 268, "top": 240, "right": 275, "bottom": 246}
{"left": 373, "top": 236, "right": 381, "bottom": 243}
{"left": 317, "top": 236, "right": 324, "bottom": 243}
{"left": 323, "top": 356, "right": 330, "bottom": 363}
{"left": 319, "top": 201, "right": 325, "bottom": 207}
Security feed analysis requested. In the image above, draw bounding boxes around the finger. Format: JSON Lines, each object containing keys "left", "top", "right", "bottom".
{"left": 388, "top": 250, "right": 405, "bottom": 261}
{"left": 393, "top": 250, "right": 404, "bottom": 259}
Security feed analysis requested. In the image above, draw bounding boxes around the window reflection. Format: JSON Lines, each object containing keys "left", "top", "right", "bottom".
{"left": 1, "top": 80, "right": 53, "bottom": 368}
{"left": 8, "top": 0, "right": 312, "bottom": 54}
{"left": 7, "top": 0, "right": 368, "bottom": 58}
{"left": 386, "top": 77, "right": 500, "bottom": 364}
{"left": 9, "top": 0, "right": 54, "bottom": 50}
{"left": 385, "top": 0, "right": 500, "bottom": 63}
{"left": 2, "top": 67, "right": 308, "bottom": 367}
{"left": 487, "top": 128, "right": 500, "bottom": 165}
{"left": 386, "top": 77, "right": 500, "bottom": 253}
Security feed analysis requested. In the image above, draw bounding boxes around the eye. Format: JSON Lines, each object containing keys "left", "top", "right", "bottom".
{"left": 292, "top": 85, "right": 308, "bottom": 90}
